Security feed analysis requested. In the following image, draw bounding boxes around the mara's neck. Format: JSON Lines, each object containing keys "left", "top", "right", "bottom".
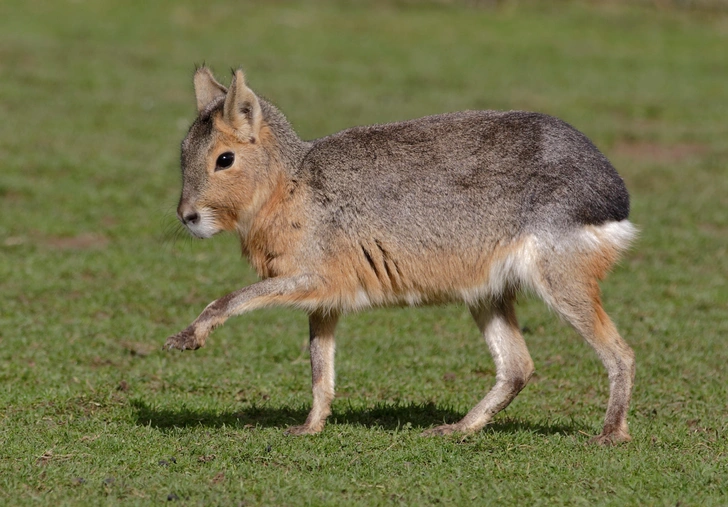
{"left": 234, "top": 100, "right": 311, "bottom": 273}
{"left": 259, "top": 98, "right": 312, "bottom": 176}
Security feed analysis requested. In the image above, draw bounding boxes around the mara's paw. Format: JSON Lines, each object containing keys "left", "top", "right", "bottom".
{"left": 589, "top": 430, "right": 632, "bottom": 446}
{"left": 285, "top": 423, "right": 324, "bottom": 436}
{"left": 421, "top": 424, "right": 464, "bottom": 437}
{"left": 163, "top": 327, "right": 205, "bottom": 351}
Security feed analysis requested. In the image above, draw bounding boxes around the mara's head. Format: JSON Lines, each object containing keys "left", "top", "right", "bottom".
{"left": 177, "top": 67, "right": 274, "bottom": 239}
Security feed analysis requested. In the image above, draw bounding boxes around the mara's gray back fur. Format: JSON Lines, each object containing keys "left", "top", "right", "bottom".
{"left": 300, "top": 110, "right": 629, "bottom": 247}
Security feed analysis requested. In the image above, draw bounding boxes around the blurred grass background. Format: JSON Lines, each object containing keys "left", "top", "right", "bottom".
{"left": 1, "top": 0, "right": 726, "bottom": 505}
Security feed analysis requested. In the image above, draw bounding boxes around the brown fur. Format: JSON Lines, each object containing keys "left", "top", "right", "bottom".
{"left": 165, "top": 67, "right": 637, "bottom": 444}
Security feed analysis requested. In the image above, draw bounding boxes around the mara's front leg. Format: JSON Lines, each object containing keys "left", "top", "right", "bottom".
{"left": 286, "top": 310, "right": 339, "bottom": 435}
{"left": 164, "top": 274, "right": 322, "bottom": 351}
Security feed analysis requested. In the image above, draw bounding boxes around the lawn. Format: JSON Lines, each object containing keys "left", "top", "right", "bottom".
{"left": 1, "top": 0, "right": 726, "bottom": 505}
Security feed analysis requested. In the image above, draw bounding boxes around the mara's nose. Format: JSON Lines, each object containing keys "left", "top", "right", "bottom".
{"left": 182, "top": 211, "right": 199, "bottom": 225}
{"left": 177, "top": 202, "right": 200, "bottom": 225}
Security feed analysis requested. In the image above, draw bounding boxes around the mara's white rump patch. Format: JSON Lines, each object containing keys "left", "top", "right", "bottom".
{"left": 579, "top": 220, "right": 638, "bottom": 253}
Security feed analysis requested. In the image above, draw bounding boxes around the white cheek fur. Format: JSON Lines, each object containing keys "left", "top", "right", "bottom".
{"left": 185, "top": 208, "right": 219, "bottom": 239}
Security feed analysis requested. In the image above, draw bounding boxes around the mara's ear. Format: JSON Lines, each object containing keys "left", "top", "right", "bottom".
{"left": 193, "top": 67, "right": 227, "bottom": 113}
{"left": 223, "top": 69, "right": 262, "bottom": 142}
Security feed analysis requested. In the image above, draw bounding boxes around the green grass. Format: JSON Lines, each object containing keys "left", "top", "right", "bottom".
{"left": 1, "top": 0, "right": 727, "bottom": 505}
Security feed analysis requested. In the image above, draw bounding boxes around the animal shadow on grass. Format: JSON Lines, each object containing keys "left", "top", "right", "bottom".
{"left": 130, "top": 399, "right": 579, "bottom": 436}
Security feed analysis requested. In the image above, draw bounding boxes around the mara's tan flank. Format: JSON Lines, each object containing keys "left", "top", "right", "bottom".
{"left": 165, "top": 67, "right": 637, "bottom": 445}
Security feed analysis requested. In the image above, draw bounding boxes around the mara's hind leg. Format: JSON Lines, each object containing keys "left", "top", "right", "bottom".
{"left": 423, "top": 295, "right": 534, "bottom": 436}
{"left": 541, "top": 267, "right": 635, "bottom": 445}
{"left": 286, "top": 310, "right": 339, "bottom": 435}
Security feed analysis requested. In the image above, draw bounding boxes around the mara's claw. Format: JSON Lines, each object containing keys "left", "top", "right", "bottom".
{"left": 163, "top": 327, "right": 205, "bottom": 351}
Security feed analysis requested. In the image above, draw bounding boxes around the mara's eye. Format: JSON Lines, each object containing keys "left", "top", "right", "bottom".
{"left": 215, "top": 151, "right": 235, "bottom": 171}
